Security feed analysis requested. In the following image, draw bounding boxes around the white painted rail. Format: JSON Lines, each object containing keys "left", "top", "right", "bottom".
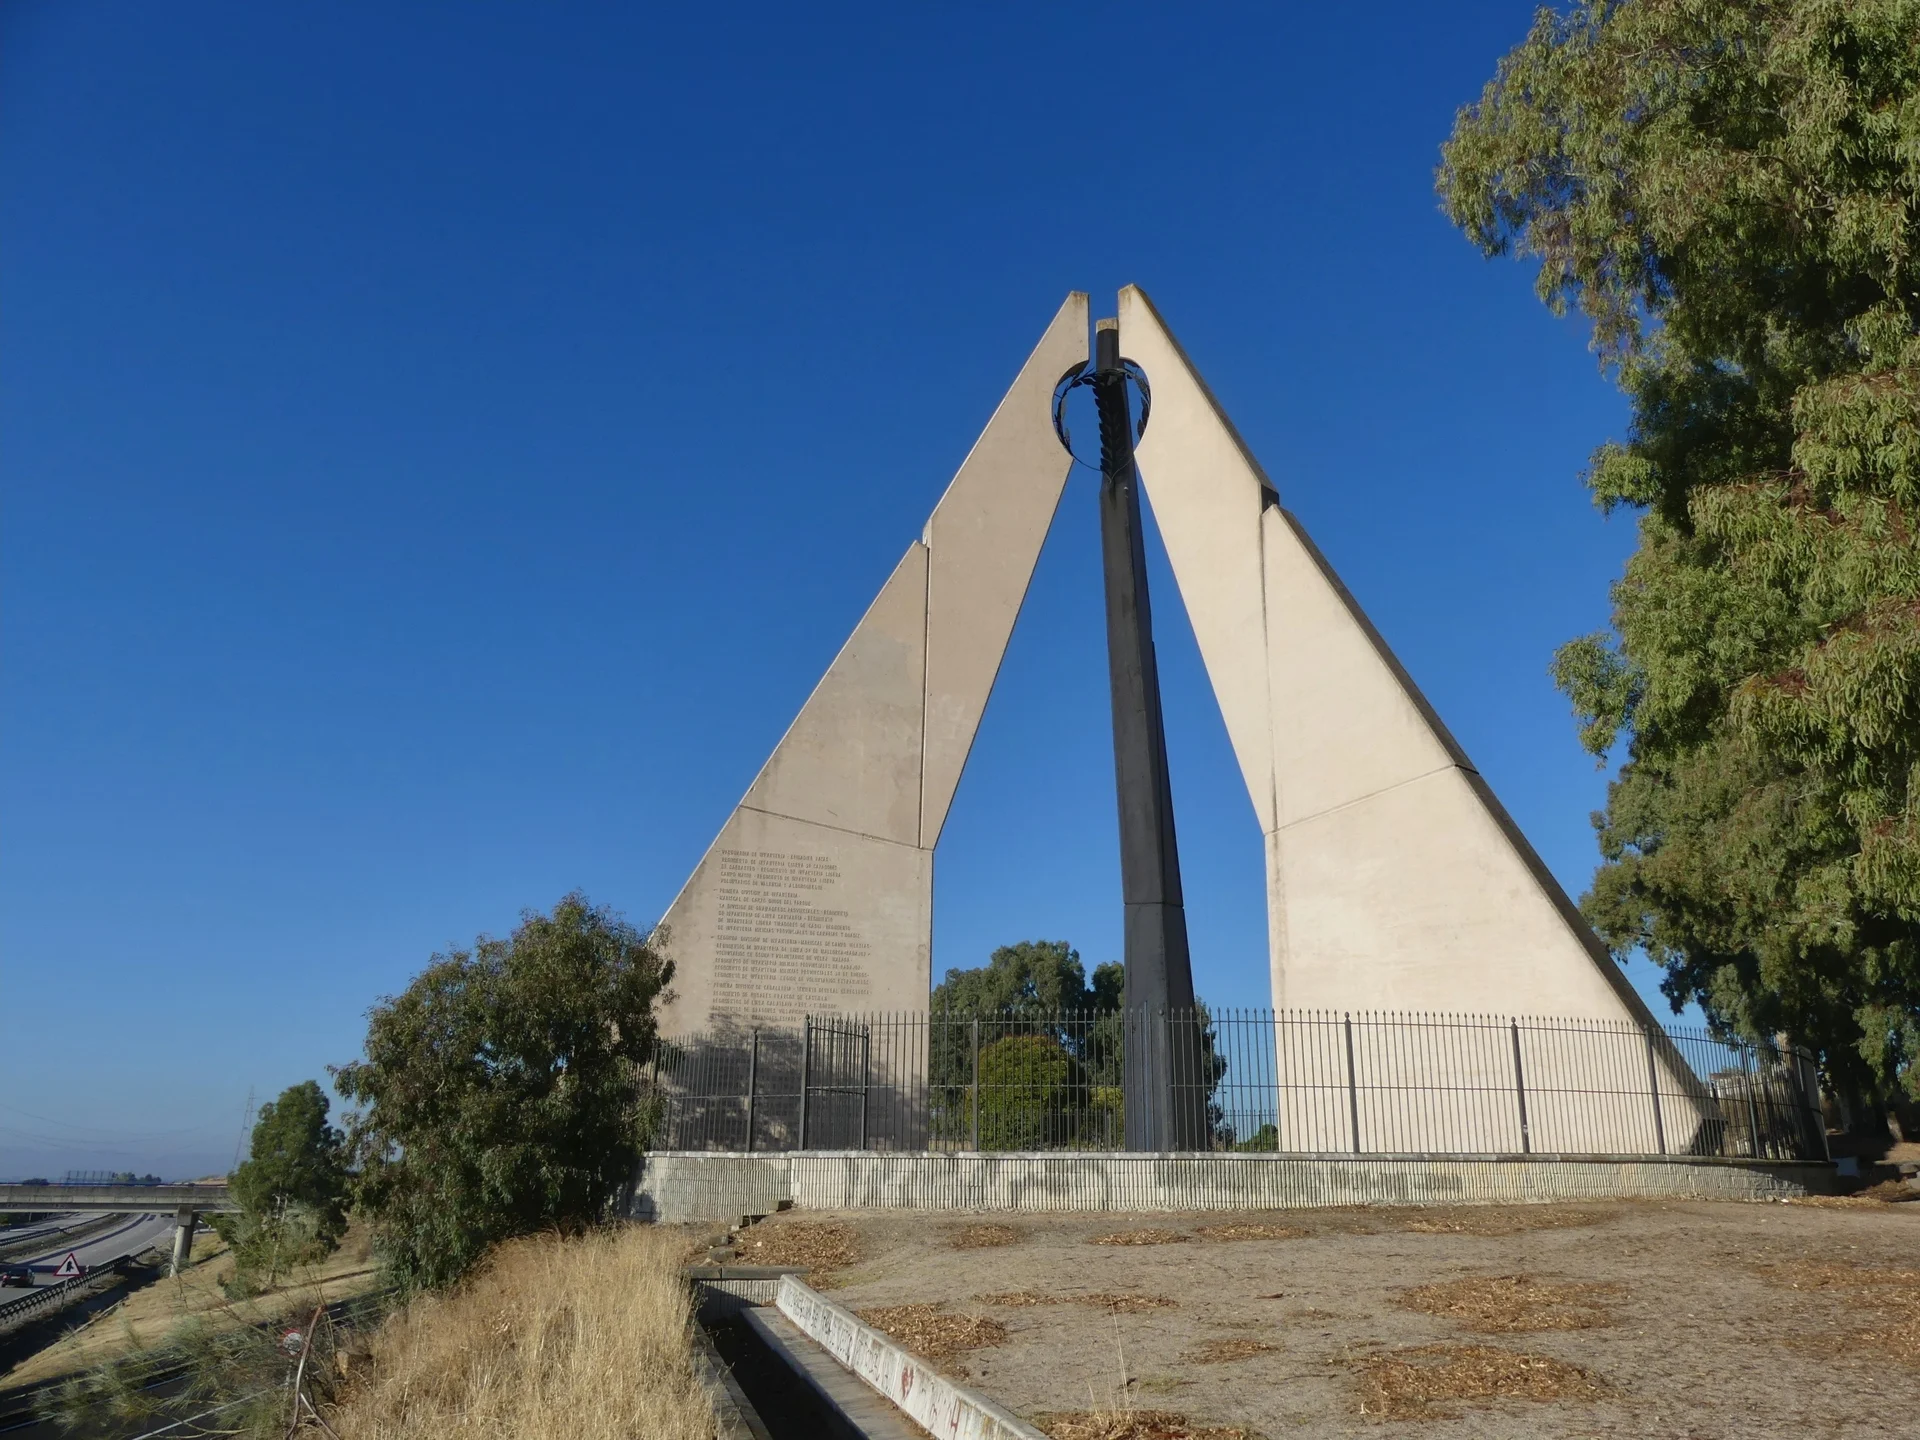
{"left": 774, "top": 1274, "right": 1045, "bottom": 1440}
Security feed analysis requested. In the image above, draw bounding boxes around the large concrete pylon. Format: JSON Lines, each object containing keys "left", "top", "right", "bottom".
{"left": 657, "top": 285, "right": 1686, "bottom": 1146}
{"left": 1119, "top": 285, "right": 1658, "bottom": 1026}
{"left": 654, "top": 294, "right": 1089, "bottom": 1035}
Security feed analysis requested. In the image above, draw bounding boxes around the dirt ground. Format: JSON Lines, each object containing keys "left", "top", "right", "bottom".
{"left": 734, "top": 1195, "right": 1919, "bottom": 1438}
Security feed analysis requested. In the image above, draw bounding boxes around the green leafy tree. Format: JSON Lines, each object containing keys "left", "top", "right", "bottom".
{"left": 1440, "top": 0, "right": 1920, "bottom": 1106}
{"left": 930, "top": 940, "right": 1123, "bottom": 1014}
{"left": 213, "top": 1080, "right": 347, "bottom": 1290}
{"left": 332, "top": 893, "right": 672, "bottom": 1290}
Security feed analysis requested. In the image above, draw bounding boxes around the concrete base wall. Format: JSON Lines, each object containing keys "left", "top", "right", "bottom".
{"left": 632, "top": 1150, "right": 1837, "bottom": 1223}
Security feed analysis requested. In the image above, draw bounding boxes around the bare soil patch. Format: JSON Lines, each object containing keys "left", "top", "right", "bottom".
{"left": 1394, "top": 1275, "right": 1624, "bottom": 1333}
{"left": 732, "top": 1221, "right": 857, "bottom": 1283}
{"left": 1183, "top": 1338, "right": 1280, "bottom": 1364}
{"left": 855, "top": 1303, "right": 1006, "bottom": 1362}
{"left": 1035, "top": 1411, "right": 1258, "bottom": 1440}
{"left": 1395, "top": 1206, "right": 1613, "bottom": 1236}
{"left": 982, "top": 1290, "right": 1177, "bottom": 1314}
{"left": 1193, "top": 1223, "right": 1305, "bottom": 1242}
{"left": 1091, "top": 1229, "right": 1190, "bottom": 1247}
{"left": 950, "top": 1223, "right": 1024, "bottom": 1249}
{"left": 809, "top": 1199, "right": 1918, "bottom": 1436}
{"left": 1353, "top": 1343, "right": 1607, "bottom": 1420}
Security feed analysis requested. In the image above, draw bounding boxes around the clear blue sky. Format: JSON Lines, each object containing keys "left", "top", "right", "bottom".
{"left": 1, "top": 2, "right": 1662, "bottom": 1179}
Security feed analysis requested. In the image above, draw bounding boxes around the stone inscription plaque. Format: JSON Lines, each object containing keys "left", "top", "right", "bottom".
{"left": 710, "top": 849, "right": 873, "bottom": 1020}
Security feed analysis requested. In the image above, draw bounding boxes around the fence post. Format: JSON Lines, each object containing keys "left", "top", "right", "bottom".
{"left": 1509, "top": 1020, "right": 1531, "bottom": 1155}
{"left": 1742, "top": 1043, "right": 1763, "bottom": 1158}
{"left": 860, "top": 1024, "right": 871, "bottom": 1152}
{"left": 1342, "top": 1013, "right": 1361, "bottom": 1155}
{"left": 744, "top": 1028, "right": 759, "bottom": 1154}
{"left": 1643, "top": 1028, "right": 1667, "bottom": 1156}
{"left": 970, "top": 1018, "right": 981, "bottom": 1151}
{"left": 798, "top": 1017, "right": 812, "bottom": 1151}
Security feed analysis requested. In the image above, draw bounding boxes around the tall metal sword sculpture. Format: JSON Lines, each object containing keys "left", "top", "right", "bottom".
{"left": 1074, "top": 319, "right": 1207, "bottom": 1150}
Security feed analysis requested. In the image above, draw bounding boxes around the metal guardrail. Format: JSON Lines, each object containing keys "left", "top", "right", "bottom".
{"left": 0, "top": 1257, "right": 128, "bottom": 1328}
{"left": 647, "top": 1007, "right": 1830, "bottom": 1162}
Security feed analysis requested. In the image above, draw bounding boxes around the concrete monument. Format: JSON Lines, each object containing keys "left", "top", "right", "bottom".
{"left": 656, "top": 288, "right": 1678, "bottom": 1120}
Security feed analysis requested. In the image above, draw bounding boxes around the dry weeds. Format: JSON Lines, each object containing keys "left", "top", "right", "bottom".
{"left": 950, "top": 1224, "right": 1023, "bottom": 1249}
{"left": 1396, "top": 1206, "right": 1613, "bottom": 1237}
{"left": 1394, "top": 1275, "right": 1625, "bottom": 1333}
{"left": 1035, "top": 1410, "right": 1258, "bottom": 1440}
{"left": 855, "top": 1303, "right": 1006, "bottom": 1362}
{"left": 1192, "top": 1223, "right": 1305, "bottom": 1242}
{"left": 1352, "top": 1343, "right": 1607, "bottom": 1420}
{"left": 1091, "top": 1229, "right": 1191, "bottom": 1247}
{"left": 1183, "top": 1338, "right": 1281, "bottom": 1364}
{"left": 981, "top": 1290, "right": 1177, "bottom": 1314}
{"left": 327, "top": 1226, "right": 713, "bottom": 1440}
{"left": 732, "top": 1220, "right": 858, "bottom": 1283}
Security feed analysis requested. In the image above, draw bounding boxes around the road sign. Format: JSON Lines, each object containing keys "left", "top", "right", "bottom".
{"left": 53, "top": 1252, "right": 82, "bottom": 1278}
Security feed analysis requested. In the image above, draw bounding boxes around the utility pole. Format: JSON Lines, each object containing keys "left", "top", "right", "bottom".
{"left": 1089, "top": 317, "right": 1206, "bottom": 1152}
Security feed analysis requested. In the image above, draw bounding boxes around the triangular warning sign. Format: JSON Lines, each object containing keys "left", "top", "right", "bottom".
{"left": 54, "top": 1251, "right": 82, "bottom": 1278}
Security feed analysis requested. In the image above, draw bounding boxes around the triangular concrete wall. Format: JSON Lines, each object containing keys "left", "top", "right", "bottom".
{"left": 1119, "top": 285, "right": 1659, "bottom": 1030}
{"left": 655, "top": 294, "right": 1088, "bottom": 1034}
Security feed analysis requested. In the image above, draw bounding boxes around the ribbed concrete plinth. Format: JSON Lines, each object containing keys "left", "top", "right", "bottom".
{"left": 631, "top": 1150, "right": 1837, "bottom": 1223}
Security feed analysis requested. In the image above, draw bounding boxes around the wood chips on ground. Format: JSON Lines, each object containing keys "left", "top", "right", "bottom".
{"left": 981, "top": 1290, "right": 1177, "bottom": 1314}
{"left": 1192, "top": 1223, "right": 1305, "bottom": 1242}
{"left": 1035, "top": 1411, "right": 1258, "bottom": 1440}
{"left": 856, "top": 1303, "right": 1007, "bottom": 1362}
{"left": 1183, "top": 1338, "right": 1281, "bottom": 1364}
{"left": 950, "top": 1224, "right": 1023, "bottom": 1249}
{"left": 1352, "top": 1343, "right": 1607, "bottom": 1420}
{"left": 1788, "top": 1180, "right": 1920, "bottom": 1207}
{"left": 1756, "top": 1257, "right": 1920, "bottom": 1365}
{"left": 1396, "top": 1206, "right": 1612, "bottom": 1237}
{"left": 1091, "top": 1229, "right": 1191, "bottom": 1246}
{"left": 1394, "top": 1275, "right": 1625, "bottom": 1332}
{"left": 732, "top": 1222, "right": 857, "bottom": 1282}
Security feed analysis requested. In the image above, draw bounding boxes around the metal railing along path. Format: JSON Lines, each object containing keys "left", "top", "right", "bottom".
{"left": 645, "top": 1007, "right": 1828, "bottom": 1162}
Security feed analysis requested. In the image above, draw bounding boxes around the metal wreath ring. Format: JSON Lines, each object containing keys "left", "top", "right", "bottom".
{"left": 1051, "top": 359, "right": 1151, "bottom": 469}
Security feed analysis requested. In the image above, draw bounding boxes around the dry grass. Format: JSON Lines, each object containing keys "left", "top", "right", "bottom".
{"left": 1035, "top": 1410, "right": 1258, "bottom": 1439}
{"left": 855, "top": 1303, "right": 1006, "bottom": 1362}
{"left": 980, "top": 1290, "right": 1177, "bottom": 1314}
{"left": 1352, "top": 1343, "right": 1607, "bottom": 1420}
{"left": 1394, "top": 1275, "right": 1625, "bottom": 1333}
{"left": 327, "top": 1226, "right": 713, "bottom": 1440}
{"left": 1183, "top": 1338, "right": 1280, "bottom": 1364}
{"left": 1090, "top": 1229, "right": 1190, "bottom": 1247}
{"left": 1395, "top": 1206, "right": 1613, "bottom": 1237}
{"left": 732, "top": 1220, "right": 858, "bottom": 1283}
{"left": 1192, "top": 1223, "right": 1305, "bottom": 1242}
{"left": 949, "top": 1223, "right": 1023, "bottom": 1249}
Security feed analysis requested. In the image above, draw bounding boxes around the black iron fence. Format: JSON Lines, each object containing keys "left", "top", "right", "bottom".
{"left": 645, "top": 1008, "right": 1829, "bottom": 1161}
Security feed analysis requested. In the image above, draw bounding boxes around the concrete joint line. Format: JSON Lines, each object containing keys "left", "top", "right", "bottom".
{"left": 734, "top": 803, "right": 928, "bottom": 852}
{"left": 775, "top": 1274, "right": 1046, "bottom": 1440}
{"left": 1272, "top": 761, "right": 1466, "bottom": 834}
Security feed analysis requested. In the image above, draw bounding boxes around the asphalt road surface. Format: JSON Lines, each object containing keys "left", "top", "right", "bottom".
{"left": 8, "top": 1214, "right": 176, "bottom": 1284}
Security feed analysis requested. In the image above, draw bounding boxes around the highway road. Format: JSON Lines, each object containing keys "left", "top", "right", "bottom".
{"left": 5, "top": 1213, "right": 177, "bottom": 1285}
